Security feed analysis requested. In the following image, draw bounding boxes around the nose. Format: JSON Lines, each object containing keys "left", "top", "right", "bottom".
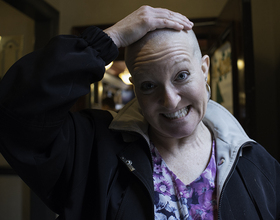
{"left": 161, "top": 86, "right": 181, "bottom": 110}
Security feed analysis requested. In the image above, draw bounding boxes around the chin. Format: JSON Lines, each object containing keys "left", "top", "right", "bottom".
{"left": 160, "top": 127, "right": 197, "bottom": 139}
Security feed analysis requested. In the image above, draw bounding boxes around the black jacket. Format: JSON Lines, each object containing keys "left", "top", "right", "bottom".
{"left": 0, "top": 26, "right": 279, "bottom": 219}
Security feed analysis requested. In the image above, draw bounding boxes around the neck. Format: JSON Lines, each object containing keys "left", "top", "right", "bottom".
{"left": 149, "top": 122, "right": 212, "bottom": 156}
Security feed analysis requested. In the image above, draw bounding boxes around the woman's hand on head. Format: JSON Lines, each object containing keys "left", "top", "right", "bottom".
{"left": 104, "top": 5, "right": 193, "bottom": 48}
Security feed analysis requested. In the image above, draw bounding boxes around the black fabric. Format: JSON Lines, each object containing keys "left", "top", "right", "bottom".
{"left": 219, "top": 143, "right": 280, "bottom": 219}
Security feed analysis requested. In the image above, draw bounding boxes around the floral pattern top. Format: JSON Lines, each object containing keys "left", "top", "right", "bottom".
{"left": 150, "top": 141, "right": 217, "bottom": 220}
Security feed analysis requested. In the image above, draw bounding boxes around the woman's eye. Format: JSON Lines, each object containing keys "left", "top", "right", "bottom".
{"left": 176, "top": 71, "right": 189, "bottom": 81}
{"left": 140, "top": 82, "right": 156, "bottom": 91}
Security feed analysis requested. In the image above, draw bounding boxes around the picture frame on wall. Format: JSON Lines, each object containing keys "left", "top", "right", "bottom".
{"left": 209, "top": 23, "right": 241, "bottom": 120}
{"left": 211, "top": 41, "right": 234, "bottom": 114}
{"left": 0, "top": 35, "right": 23, "bottom": 81}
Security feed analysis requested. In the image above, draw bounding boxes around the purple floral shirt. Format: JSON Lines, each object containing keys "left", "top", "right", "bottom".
{"left": 151, "top": 141, "right": 217, "bottom": 220}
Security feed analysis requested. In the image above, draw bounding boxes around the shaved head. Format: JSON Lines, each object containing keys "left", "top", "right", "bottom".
{"left": 125, "top": 29, "right": 202, "bottom": 76}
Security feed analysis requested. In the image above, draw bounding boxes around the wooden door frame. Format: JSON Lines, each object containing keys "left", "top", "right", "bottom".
{"left": 2, "top": 2, "right": 59, "bottom": 219}
{"left": 3, "top": 0, "right": 59, "bottom": 50}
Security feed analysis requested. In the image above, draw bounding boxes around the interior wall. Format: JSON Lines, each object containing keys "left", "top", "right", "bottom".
{"left": 45, "top": 0, "right": 228, "bottom": 34}
{"left": 0, "top": 0, "right": 35, "bottom": 56}
{"left": 0, "top": 176, "right": 30, "bottom": 220}
{"left": 0, "top": 1, "right": 35, "bottom": 219}
{"left": 251, "top": 0, "right": 280, "bottom": 160}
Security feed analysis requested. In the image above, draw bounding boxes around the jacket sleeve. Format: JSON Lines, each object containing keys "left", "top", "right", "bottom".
{"left": 0, "top": 26, "right": 119, "bottom": 212}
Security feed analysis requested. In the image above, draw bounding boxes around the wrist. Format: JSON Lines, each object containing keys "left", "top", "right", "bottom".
{"left": 104, "top": 28, "right": 120, "bottom": 48}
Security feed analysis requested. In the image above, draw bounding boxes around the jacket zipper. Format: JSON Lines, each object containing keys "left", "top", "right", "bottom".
{"left": 217, "top": 142, "right": 253, "bottom": 220}
{"left": 118, "top": 137, "right": 155, "bottom": 218}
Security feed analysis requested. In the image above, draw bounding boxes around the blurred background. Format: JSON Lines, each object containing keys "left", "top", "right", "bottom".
{"left": 0, "top": 0, "right": 279, "bottom": 219}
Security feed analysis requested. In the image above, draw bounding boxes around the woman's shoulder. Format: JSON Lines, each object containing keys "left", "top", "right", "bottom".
{"left": 240, "top": 141, "right": 280, "bottom": 181}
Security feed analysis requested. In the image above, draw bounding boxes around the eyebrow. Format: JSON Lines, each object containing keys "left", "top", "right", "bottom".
{"left": 131, "top": 57, "right": 192, "bottom": 78}
{"left": 172, "top": 57, "right": 192, "bottom": 66}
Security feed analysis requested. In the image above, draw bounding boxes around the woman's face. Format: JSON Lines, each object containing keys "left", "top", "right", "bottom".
{"left": 130, "top": 31, "right": 210, "bottom": 140}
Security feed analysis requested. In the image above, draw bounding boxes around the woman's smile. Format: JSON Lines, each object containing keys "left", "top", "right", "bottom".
{"left": 162, "top": 106, "right": 190, "bottom": 119}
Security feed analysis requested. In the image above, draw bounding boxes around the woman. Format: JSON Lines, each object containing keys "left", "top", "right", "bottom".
{"left": 124, "top": 28, "right": 215, "bottom": 219}
{"left": 0, "top": 5, "right": 279, "bottom": 220}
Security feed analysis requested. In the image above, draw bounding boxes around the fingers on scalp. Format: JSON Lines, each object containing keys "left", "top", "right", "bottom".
{"left": 155, "top": 18, "right": 183, "bottom": 30}
{"left": 155, "top": 8, "right": 188, "bottom": 25}
{"left": 168, "top": 10, "right": 176, "bottom": 19}
{"left": 158, "top": 11, "right": 187, "bottom": 30}
{"left": 170, "top": 11, "right": 189, "bottom": 24}
{"left": 137, "top": 5, "right": 190, "bottom": 30}
{"left": 168, "top": 12, "right": 193, "bottom": 29}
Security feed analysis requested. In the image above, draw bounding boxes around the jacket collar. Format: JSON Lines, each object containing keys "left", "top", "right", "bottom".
{"left": 109, "top": 98, "right": 253, "bottom": 146}
{"left": 109, "top": 98, "right": 255, "bottom": 203}
{"left": 203, "top": 100, "right": 255, "bottom": 204}
{"left": 109, "top": 98, "right": 150, "bottom": 144}
{"left": 204, "top": 100, "right": 253, "bottom": 149}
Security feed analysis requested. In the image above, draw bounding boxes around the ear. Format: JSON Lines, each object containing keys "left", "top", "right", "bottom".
{"left": 201, "top": 55, "right": 210, "bottom": 78}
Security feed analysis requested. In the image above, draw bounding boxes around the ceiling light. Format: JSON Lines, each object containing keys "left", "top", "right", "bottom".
{"left": 119, "top": 68, "right": 132, "bottom": 85}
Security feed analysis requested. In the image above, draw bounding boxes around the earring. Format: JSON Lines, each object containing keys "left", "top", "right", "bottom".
{"left": 206, "top": 83, "right": 211, "bottom": 101}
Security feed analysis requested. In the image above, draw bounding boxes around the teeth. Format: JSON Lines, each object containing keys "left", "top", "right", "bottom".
{"left": 163, "top": 107, "right": 189, "bottom": 119}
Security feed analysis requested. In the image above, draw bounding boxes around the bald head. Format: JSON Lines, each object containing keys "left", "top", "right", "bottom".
{"left": 125, "top": 29, "right": 202, "bottom": 76}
